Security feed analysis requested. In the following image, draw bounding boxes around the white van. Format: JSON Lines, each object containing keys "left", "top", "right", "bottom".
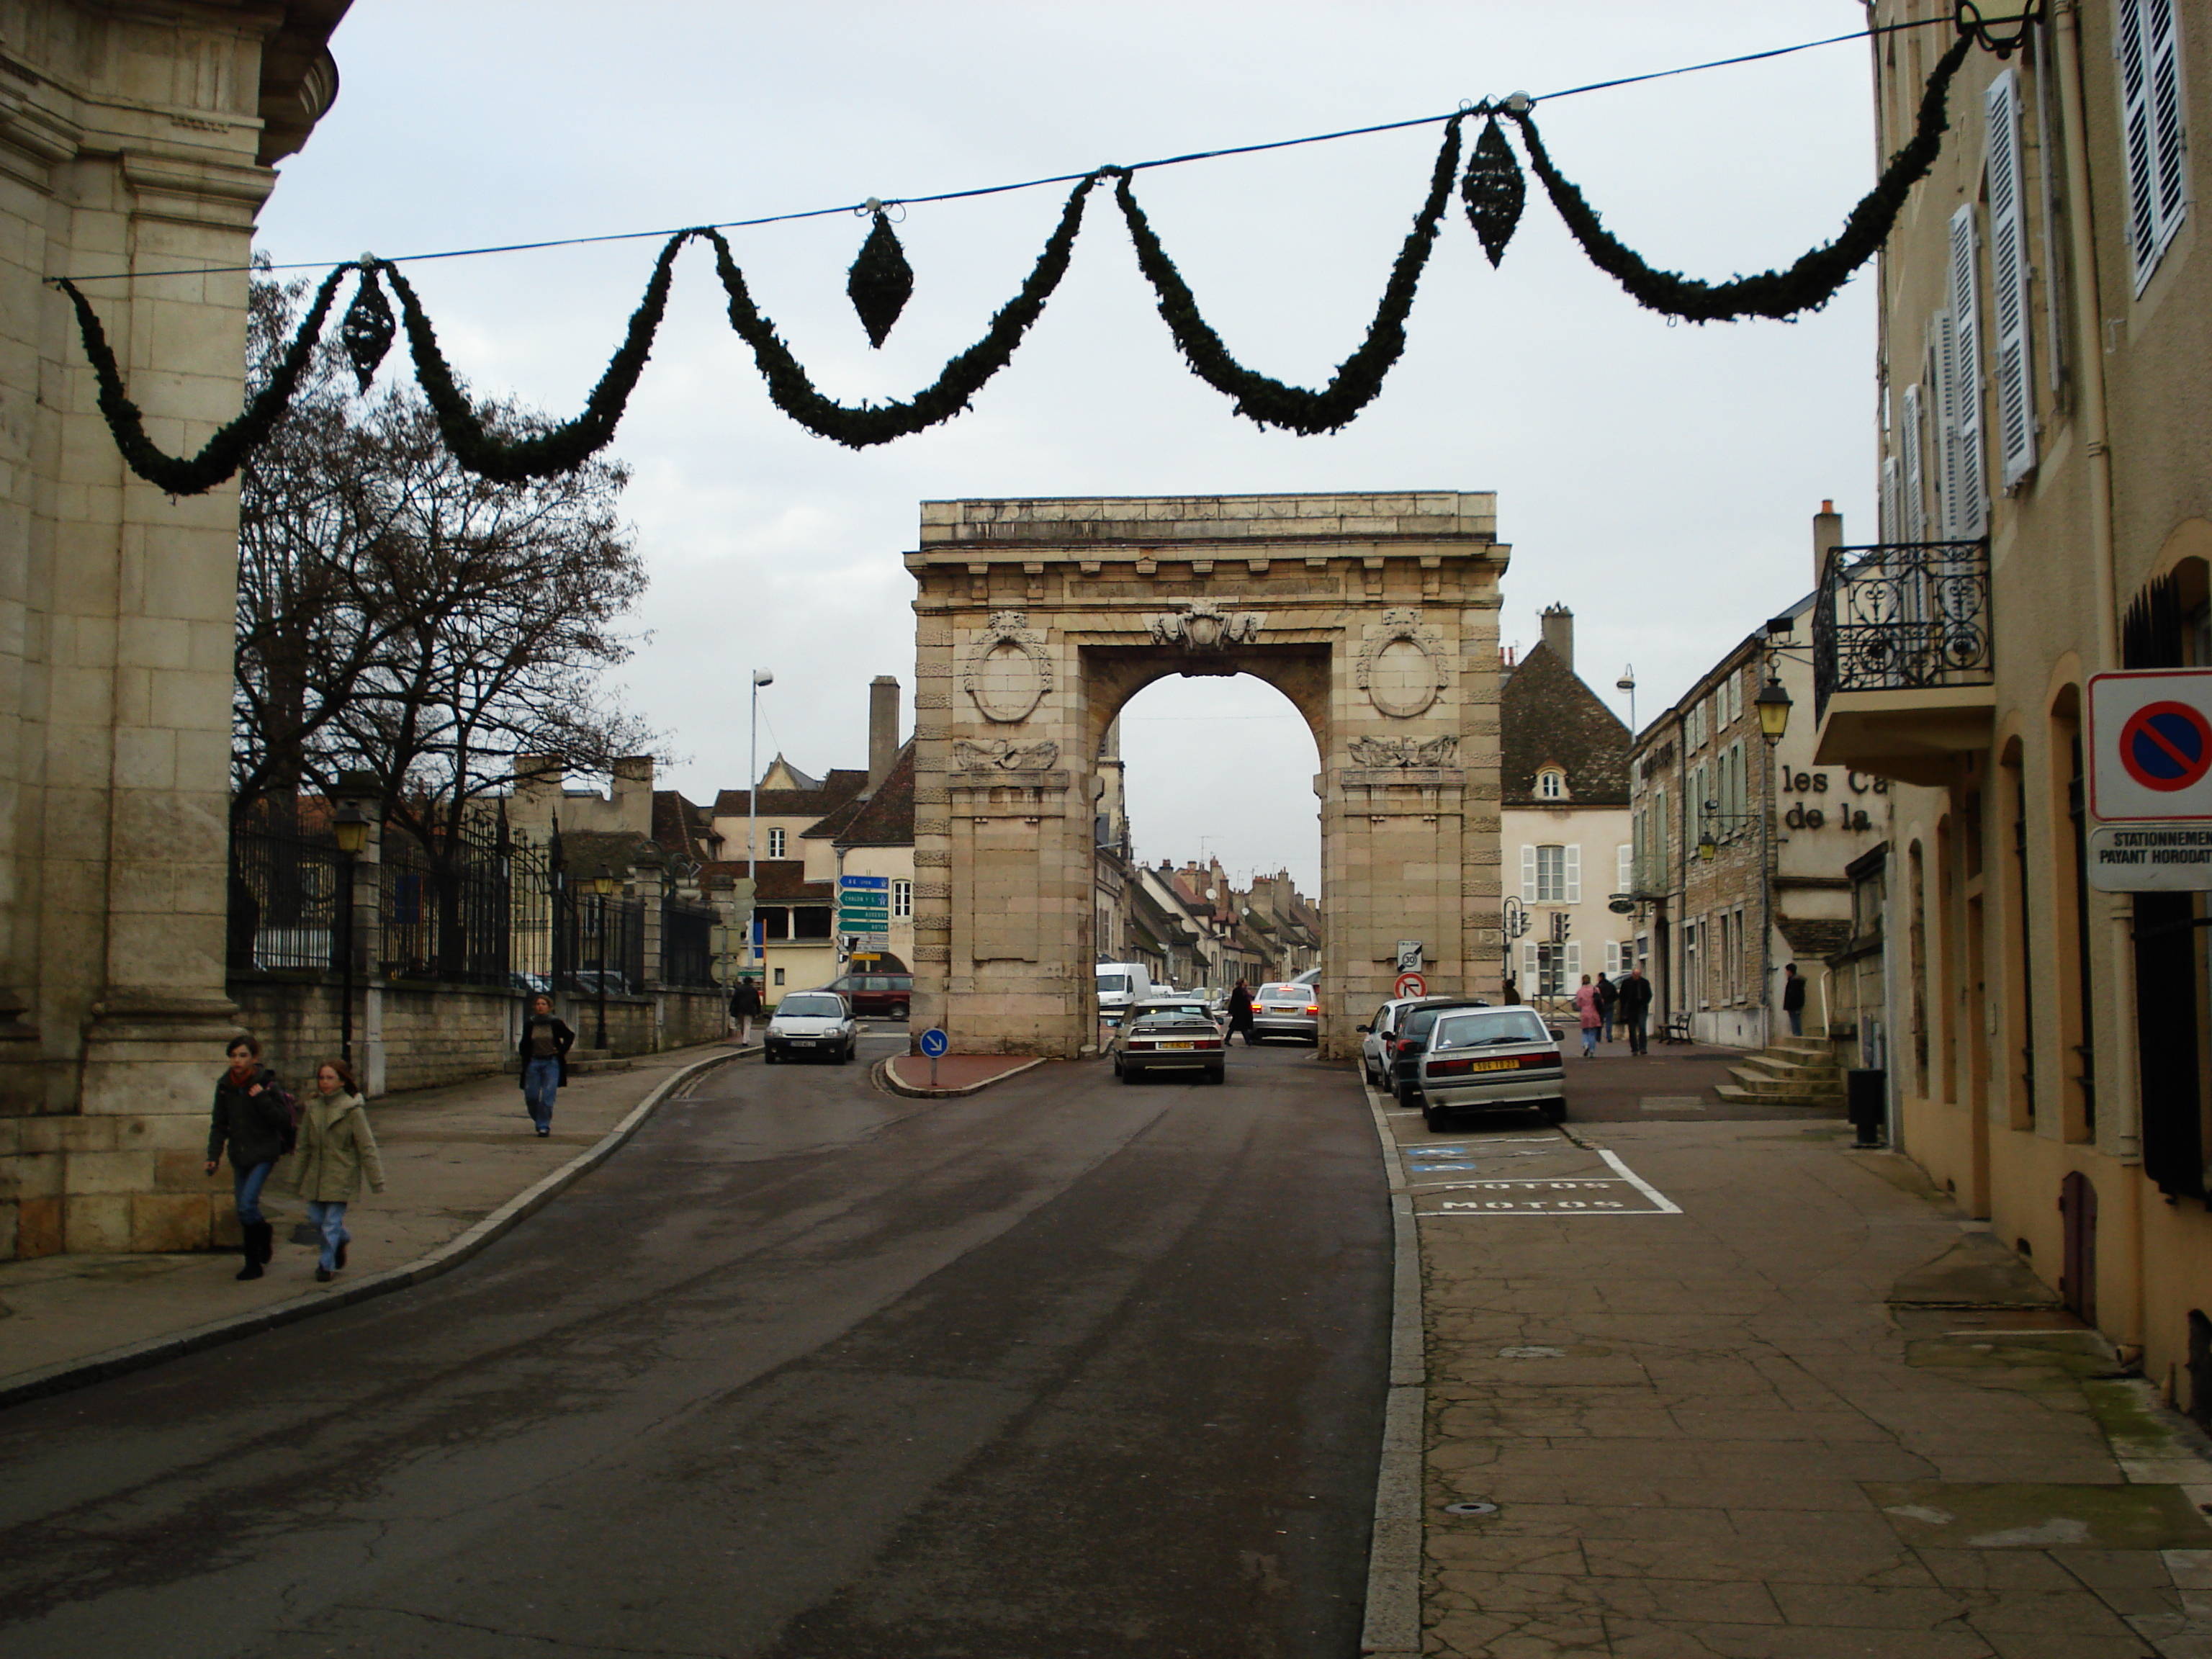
{"left": 1094, "top": 962, "right": 1154, "bottom": 1024}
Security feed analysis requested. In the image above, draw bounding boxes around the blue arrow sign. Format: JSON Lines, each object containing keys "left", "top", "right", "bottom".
{"left": 919, "top": 1027, "right": 949, "bottom": 1057}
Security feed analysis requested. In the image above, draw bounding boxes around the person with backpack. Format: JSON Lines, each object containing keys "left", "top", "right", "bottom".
{"left": 204, "top": 1034, "right": 294, "bottom": 1280}
{"left": 275, "top": 1056, "right": 385, "bottom": 1282}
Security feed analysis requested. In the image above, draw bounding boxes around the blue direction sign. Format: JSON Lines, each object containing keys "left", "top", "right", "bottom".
{"left": 919, "top": 1028, "right": 949, "bottom": 1057}
{"left": 839, "top": 876, "right": 889, "bottom": 889}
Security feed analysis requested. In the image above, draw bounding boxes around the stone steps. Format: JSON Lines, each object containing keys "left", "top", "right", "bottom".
{"left": 1721, "top": 1036, "right": 1847, "bottom": 1109}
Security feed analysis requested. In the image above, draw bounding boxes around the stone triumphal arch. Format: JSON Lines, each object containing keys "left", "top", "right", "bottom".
{"left": 903, "top": 493, "right": 1510, "bottom": 1057}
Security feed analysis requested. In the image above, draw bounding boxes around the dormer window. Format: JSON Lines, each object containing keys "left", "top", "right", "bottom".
{"left": 1537, "top": 767, "right": 1566, "bottom": 800}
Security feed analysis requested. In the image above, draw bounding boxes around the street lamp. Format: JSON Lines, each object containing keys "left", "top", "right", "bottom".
{"left": 749, "top": 667, "right": 773, "bottom": 984}
{"left": 1755, "top": 677, "right": 1793, "bottom": 745}
{"left": 331, "top": 800, "right": 370, "bottom": 1066}
{"left": 590, "top": 864, "right": 616, "bottom": 1051}
{"left": 1616, "top": 663, "right": 1636, "bottom": 734}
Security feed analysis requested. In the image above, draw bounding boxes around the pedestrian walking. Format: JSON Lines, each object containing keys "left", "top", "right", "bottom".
{"left": 1594, "top": 971, "right": 1618, "bottom": 1043}
{"left": 1618, "top": 966, "right": 1654, "bottom": 1056}
{"left": 204, "top": 1034, "right": 292, "bottom": 1280}
{"left": 518, "top": 993, "right": 576, "bottom": 1138}
{"left": 1781, "top": 963, "right": 1807, "bottom": 1038}
{"left": 730, "top": 974, "right": 763, "bottom": 1046}
{"left": 1573, "top": 974, "right": 1602, "bottom": 1058}
{"left": 1226, "top": 978, "right": 1258, "bottom": 1047}
{"left": 1503, "top": 973, "right": 1521, "bottom": 1006}
{"left": 274, "top": 1058, "right": 385, "bottom": 1282}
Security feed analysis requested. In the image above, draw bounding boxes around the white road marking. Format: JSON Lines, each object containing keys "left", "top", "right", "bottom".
{"left": 1598, "top": 1147, "right": 1683, "bottom": 1214}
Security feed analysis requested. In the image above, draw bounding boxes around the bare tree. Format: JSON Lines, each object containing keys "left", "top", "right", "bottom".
{"left": 235, "top": 273, "right": 655, "bottom": 970}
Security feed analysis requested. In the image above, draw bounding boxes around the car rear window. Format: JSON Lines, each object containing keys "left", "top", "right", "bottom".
{"left": 1431, "top": 1010, "right": 1552, "bottom": 1048}
{"left": 1403, "top": 1002, "right": 1486, "bottom": 1039}
{"left": 1097, "top": 974, "right": 1131, "bottom": 993}
{"left": 777, "top": 994, "right": 845, "bottom": 1018}
{"left": 1131, "top": 1012, "right": 1216, "bottom": 1030}
{"left": 1259, "top": 984, "right": 1303, "bottom": 999}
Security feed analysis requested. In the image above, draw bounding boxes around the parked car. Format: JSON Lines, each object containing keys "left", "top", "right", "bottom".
{"left": 1250, "top": 981, "right": 1321, "bottom": 1044}
{"left": 1095, "top": 961, "right": 1154, "bottom": 1025}
{"left": 1417, "top": 1006, "right": 1566, "bottom": 1128}
{"left": 1292, "top": 966, "right": 1321, "bottom": 986}
{"left": 763, "top": 990, "right": 858, "bottom": 1064}
{"left": 1355, "top": 997, "right": 1426, "bottom": 1087}
{"left": 824, "top": 971, "right": 912, "bottom": 1019}
{"left": 1112, "top": 1007, "right": 1226, "bottom": 1084}
{"left": 1384, "top": 996, "right": 1493, "bottom": 1103}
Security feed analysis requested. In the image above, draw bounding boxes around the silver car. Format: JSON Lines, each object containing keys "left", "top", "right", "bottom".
{"left": 1112, "top": 1009, "right": 1227, "bottom": 1084}
{"left": 1250, "top": 981, "right": 1320, "bottom": 1044}
{"left": 763, "top": 990, "right": 859, "bottom": 1064}
{"left": 1356, "top": 997, "right": 1424, "bottom": 1087}
{"left": 1416, "top": 1006, "right": 1565, "bottom": 1128}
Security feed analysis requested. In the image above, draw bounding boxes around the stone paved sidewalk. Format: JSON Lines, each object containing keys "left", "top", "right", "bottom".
{"left": 1405, "top": 1115, "right": 2212, "bottom": 1657}
{"left": 0, "top": 1040, "right": 748, "bottom": 1398}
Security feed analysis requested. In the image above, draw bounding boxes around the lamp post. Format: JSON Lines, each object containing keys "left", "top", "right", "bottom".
{"left": 750, "top": 667, "right": 773, "bottom": 986}
{"left": 591, "top": 865, "right": 615, "bottom": 1051}
{"left": 1754, "top": 673, "right": 1791, "bottom": 1044}
{"left": 331, "top": 800, "right": 370, "bottom": 1066}
{"left": 1616, "top": 663, "right": 1637, "bottom": 734}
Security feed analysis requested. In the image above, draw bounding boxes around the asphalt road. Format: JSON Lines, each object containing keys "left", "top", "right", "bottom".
{"left": 0, "top": 1034, "right": 1389, "bottom": 1659}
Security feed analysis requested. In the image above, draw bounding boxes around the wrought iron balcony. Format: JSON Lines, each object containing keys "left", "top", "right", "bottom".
{"left": 1812, "top": 539, "right": 1992, "bottom": 724}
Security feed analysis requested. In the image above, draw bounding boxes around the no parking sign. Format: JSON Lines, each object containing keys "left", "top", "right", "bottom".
{"left": 2089, "top": 670, "right": 2212, "bottom": 822}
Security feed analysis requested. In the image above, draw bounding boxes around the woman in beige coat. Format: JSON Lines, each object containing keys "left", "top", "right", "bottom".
{"left": 279, "top": 1058, "right": 386, "bottom": 1282}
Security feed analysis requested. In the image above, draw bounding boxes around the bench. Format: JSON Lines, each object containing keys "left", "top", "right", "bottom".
{"left": 1659, "top": 1012, "right": 1695, "bottom": 1045}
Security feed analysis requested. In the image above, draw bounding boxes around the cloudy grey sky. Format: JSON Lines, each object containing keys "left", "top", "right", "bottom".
{"left": 251, "top": 1, "right": 1887, "bottom": 893}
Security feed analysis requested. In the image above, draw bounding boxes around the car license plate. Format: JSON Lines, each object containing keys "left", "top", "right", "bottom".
{"left": 1162, "top": 1041, "right": 1192, "bottom": 1050}
{"left": 1468, "top": 1058, "right": 1517, "bottom": 1072}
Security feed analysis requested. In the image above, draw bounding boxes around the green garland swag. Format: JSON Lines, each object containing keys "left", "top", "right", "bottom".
{"left": 698, "top": 171, "right": 1101, "bottom": 447}
{"left": 1111, "top": 114, "right": 1467, "bottom": 435}
{"left": 57, "top": 264, "right": 349, "bottom": 496}
{"left": 59, "top": 34, "right": 1979, "bottom": 489}
{"left": 1503, "top": 34, "right": 1972, "bottom": 323}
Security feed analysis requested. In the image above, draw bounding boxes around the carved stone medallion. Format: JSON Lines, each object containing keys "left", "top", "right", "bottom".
{"left": 1356, "top": 607, "right": 1444, "bottom": 719}
{"left": 961, "top": 610, "right": 1053, "bottom": 724}
{"left": 1347, "top": 734, "right": 1458, "bottom": 768}
{"left": 953, "top": 738, "right": 1061, "bottom": 772}
{"left": 1146, "top": 598, "right": 1264, "bottom": 650}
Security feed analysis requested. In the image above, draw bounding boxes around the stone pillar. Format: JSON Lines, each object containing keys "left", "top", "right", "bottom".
{"left": 0, "top": 3, "right": 346, "bottom": 1259}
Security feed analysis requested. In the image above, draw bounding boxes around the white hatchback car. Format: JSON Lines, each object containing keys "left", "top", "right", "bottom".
{"left": 1354, "top": 997, "right": 1425, "bottom": 1087}
{"left": 763, "top": 989, "right": 858, "bottom": 1064}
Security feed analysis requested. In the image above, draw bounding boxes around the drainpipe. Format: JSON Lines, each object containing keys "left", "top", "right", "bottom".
{"left": 2051, "top": 0, "right": 2144, "bottom": 1355}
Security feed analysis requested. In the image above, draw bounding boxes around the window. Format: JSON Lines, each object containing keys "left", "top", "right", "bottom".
{"left": 1538, "top": 767, "right": 1565, "bottom": 799}
{"left": 1941, "top": 205, "right": 1987, "bottom": 539}
{"left": 1902, "top": 382, "right": 1930, "bottom": 542}
{"left": 2118, "top": 0, "right": 2189, "bottom": 292}
{"left": 768, "top": 827, "right": 786, "bottom": 858}
{"left": 772, "top": 966, "right": 786, "bottom": 986}
{"left": 1525, "top": 844, "right": 1580, "bottom": 904}
{"left": 892, "top": 879, "right": 913, "bottom": 919}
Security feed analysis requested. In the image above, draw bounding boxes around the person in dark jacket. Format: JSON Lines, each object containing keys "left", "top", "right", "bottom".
{"left": 1617, "top": 968, "right": 1655, "bottom": 1056}
{"left": 518, "top": 994, "right": 576, "bottom": 1138}
{"left": 204, "top": 1034, "right": 292, "bottom": 1280}
{"left": 1593, "top": 972, "right": 1618, "bottom": 1043}
{"left": 730, "top": 975, "right": 763, "bottom": 1046}
{"left": 1225, "top": 979, "right": 1258, "bottom": 1046}
{"left": 1781, "top": 963, "right": 1808, "bottom": 1038}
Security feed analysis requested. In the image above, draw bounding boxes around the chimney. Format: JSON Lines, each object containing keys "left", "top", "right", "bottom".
{"left": 1814, "top": 499, "right": 1843, "bottom": 593}
{"left": 1539, "top": 604, "right": 1573, "bottom": 673}
{"left": 611, "top": 755, "right": 653, "bottom": 834}
{"left": 868, "top": 675, "right": 900, "bottom": 791}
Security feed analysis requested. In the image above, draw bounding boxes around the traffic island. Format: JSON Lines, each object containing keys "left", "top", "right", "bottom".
{"left": 878, "top": 1053, "right": 1053, "bottom": 1099}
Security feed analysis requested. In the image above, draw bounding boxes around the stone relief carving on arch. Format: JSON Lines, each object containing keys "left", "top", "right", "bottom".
{"left": 961, "top": 610, "right": 1054, "bottom": 724}
{"left": 1145, "top": 598, "right": 1264, "bottom": 650}
{"left": 1355, "top": 606, "right": 1445, "bottom": 719}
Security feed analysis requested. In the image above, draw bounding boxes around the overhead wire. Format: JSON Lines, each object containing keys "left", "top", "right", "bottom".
{"left": 57, "top": 12, "right": 1960, "bottom": 285}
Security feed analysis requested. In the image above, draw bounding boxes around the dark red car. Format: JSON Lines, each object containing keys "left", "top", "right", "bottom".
{"left": 824, "top": 971, "right": 912, "bottom": 1019}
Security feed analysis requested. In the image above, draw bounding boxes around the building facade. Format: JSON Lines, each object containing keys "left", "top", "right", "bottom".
{"left": 1815, "top": 0, "right": 2212, "bottom": 1392}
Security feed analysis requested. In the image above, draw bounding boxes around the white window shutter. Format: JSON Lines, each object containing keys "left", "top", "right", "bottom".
{"left": 1902, "top": 384, "right": 1928, "bottom": 543}
{"left": 1604, "top": 940, "right": 1621, "bottom": 976}
{"left": 1879, "top": 455, "right": 1901, "bottom": 545}
{"left": 1566, "top": 941, "right": 1582, "bottom": 982}
{"left": 1946, "top": 207, "right": 1987, "bottom": 538}
{"left": 1521, "top": 844, "right": 1537, "bottom": 902}
{"left": 1521, "top": 943, "right": 1537, "bottom": 985}
{"left": 2118, "top": 0, "right": 2190, "bottom": 290}
{"left": 1617, "top": 842, "right": 1632, "bottom": 894}
{"left": 1565, "top": 844, "right": 1581, "bottom": 904}
{"left": 1984, "top": 70, "right": 2037, "bottom": 488}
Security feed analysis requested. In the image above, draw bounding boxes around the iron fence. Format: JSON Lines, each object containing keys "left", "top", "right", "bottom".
{"left": 1812, "top": 539, "right": 1992, "bottom": 723}
{"left": 554, "top": 884, "right": 647, "bottom": 995}
{"left": 379, "top": 819, "right": 528, "bottom": 987}
{"left": 228, "top": 817, "right": 339, "bottom": 972}
{"left": 662, "top": 896, "right": 718, "bottom": 987}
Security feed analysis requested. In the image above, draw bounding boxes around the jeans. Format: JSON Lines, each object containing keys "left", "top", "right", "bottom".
{"left": 307, "top": 1199, "right": 349, "bottom": 1271}
{"left": 523, "top": 1058, "right": 561, "bottom": 1128}
{"left": 1581, "top": 1027, "right": 1599, "bottom": 1057}
{"left": 1787, "top": 1008, "right": 1804, "bottom": 1037}
{"left": 233, "top": 1159, "right": 275, "bottom": 1226}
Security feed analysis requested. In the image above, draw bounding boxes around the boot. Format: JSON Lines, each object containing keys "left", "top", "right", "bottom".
{"left": 255, "top": 1219, "right": 276, "bottom": 1264}
{"left": 234, "top": 1222, "right": 266, "bottom": 1280}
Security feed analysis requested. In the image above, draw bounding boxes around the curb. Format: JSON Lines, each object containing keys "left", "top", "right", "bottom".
{"left": 0, "top": 1047, "right": 749, "bottom": 1413}
{"left": 1359, "top": 1076, "right": 1426, "bottom": 1658}
{"left": 873, "top": 1054, "right": 1050, "bottom": 1099}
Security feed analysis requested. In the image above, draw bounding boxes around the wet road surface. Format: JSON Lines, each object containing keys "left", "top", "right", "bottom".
{"left": 0, "top": 1036, "right": 1388, "bottom": 1659}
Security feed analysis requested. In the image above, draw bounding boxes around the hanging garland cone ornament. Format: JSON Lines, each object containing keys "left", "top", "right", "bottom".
{"left": 847, "top": 201, "right": 914, "bottom": 349}
{"left": 1461, "top": 109, "right": 1526, "bottom": 267}
{"left": 340, "top": 255, "right": 395, "bottom": 392}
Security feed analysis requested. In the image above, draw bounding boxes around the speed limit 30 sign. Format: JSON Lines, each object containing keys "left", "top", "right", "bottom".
{"left": 2088, "top": 670, "right": 2212, "bottom": 821}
